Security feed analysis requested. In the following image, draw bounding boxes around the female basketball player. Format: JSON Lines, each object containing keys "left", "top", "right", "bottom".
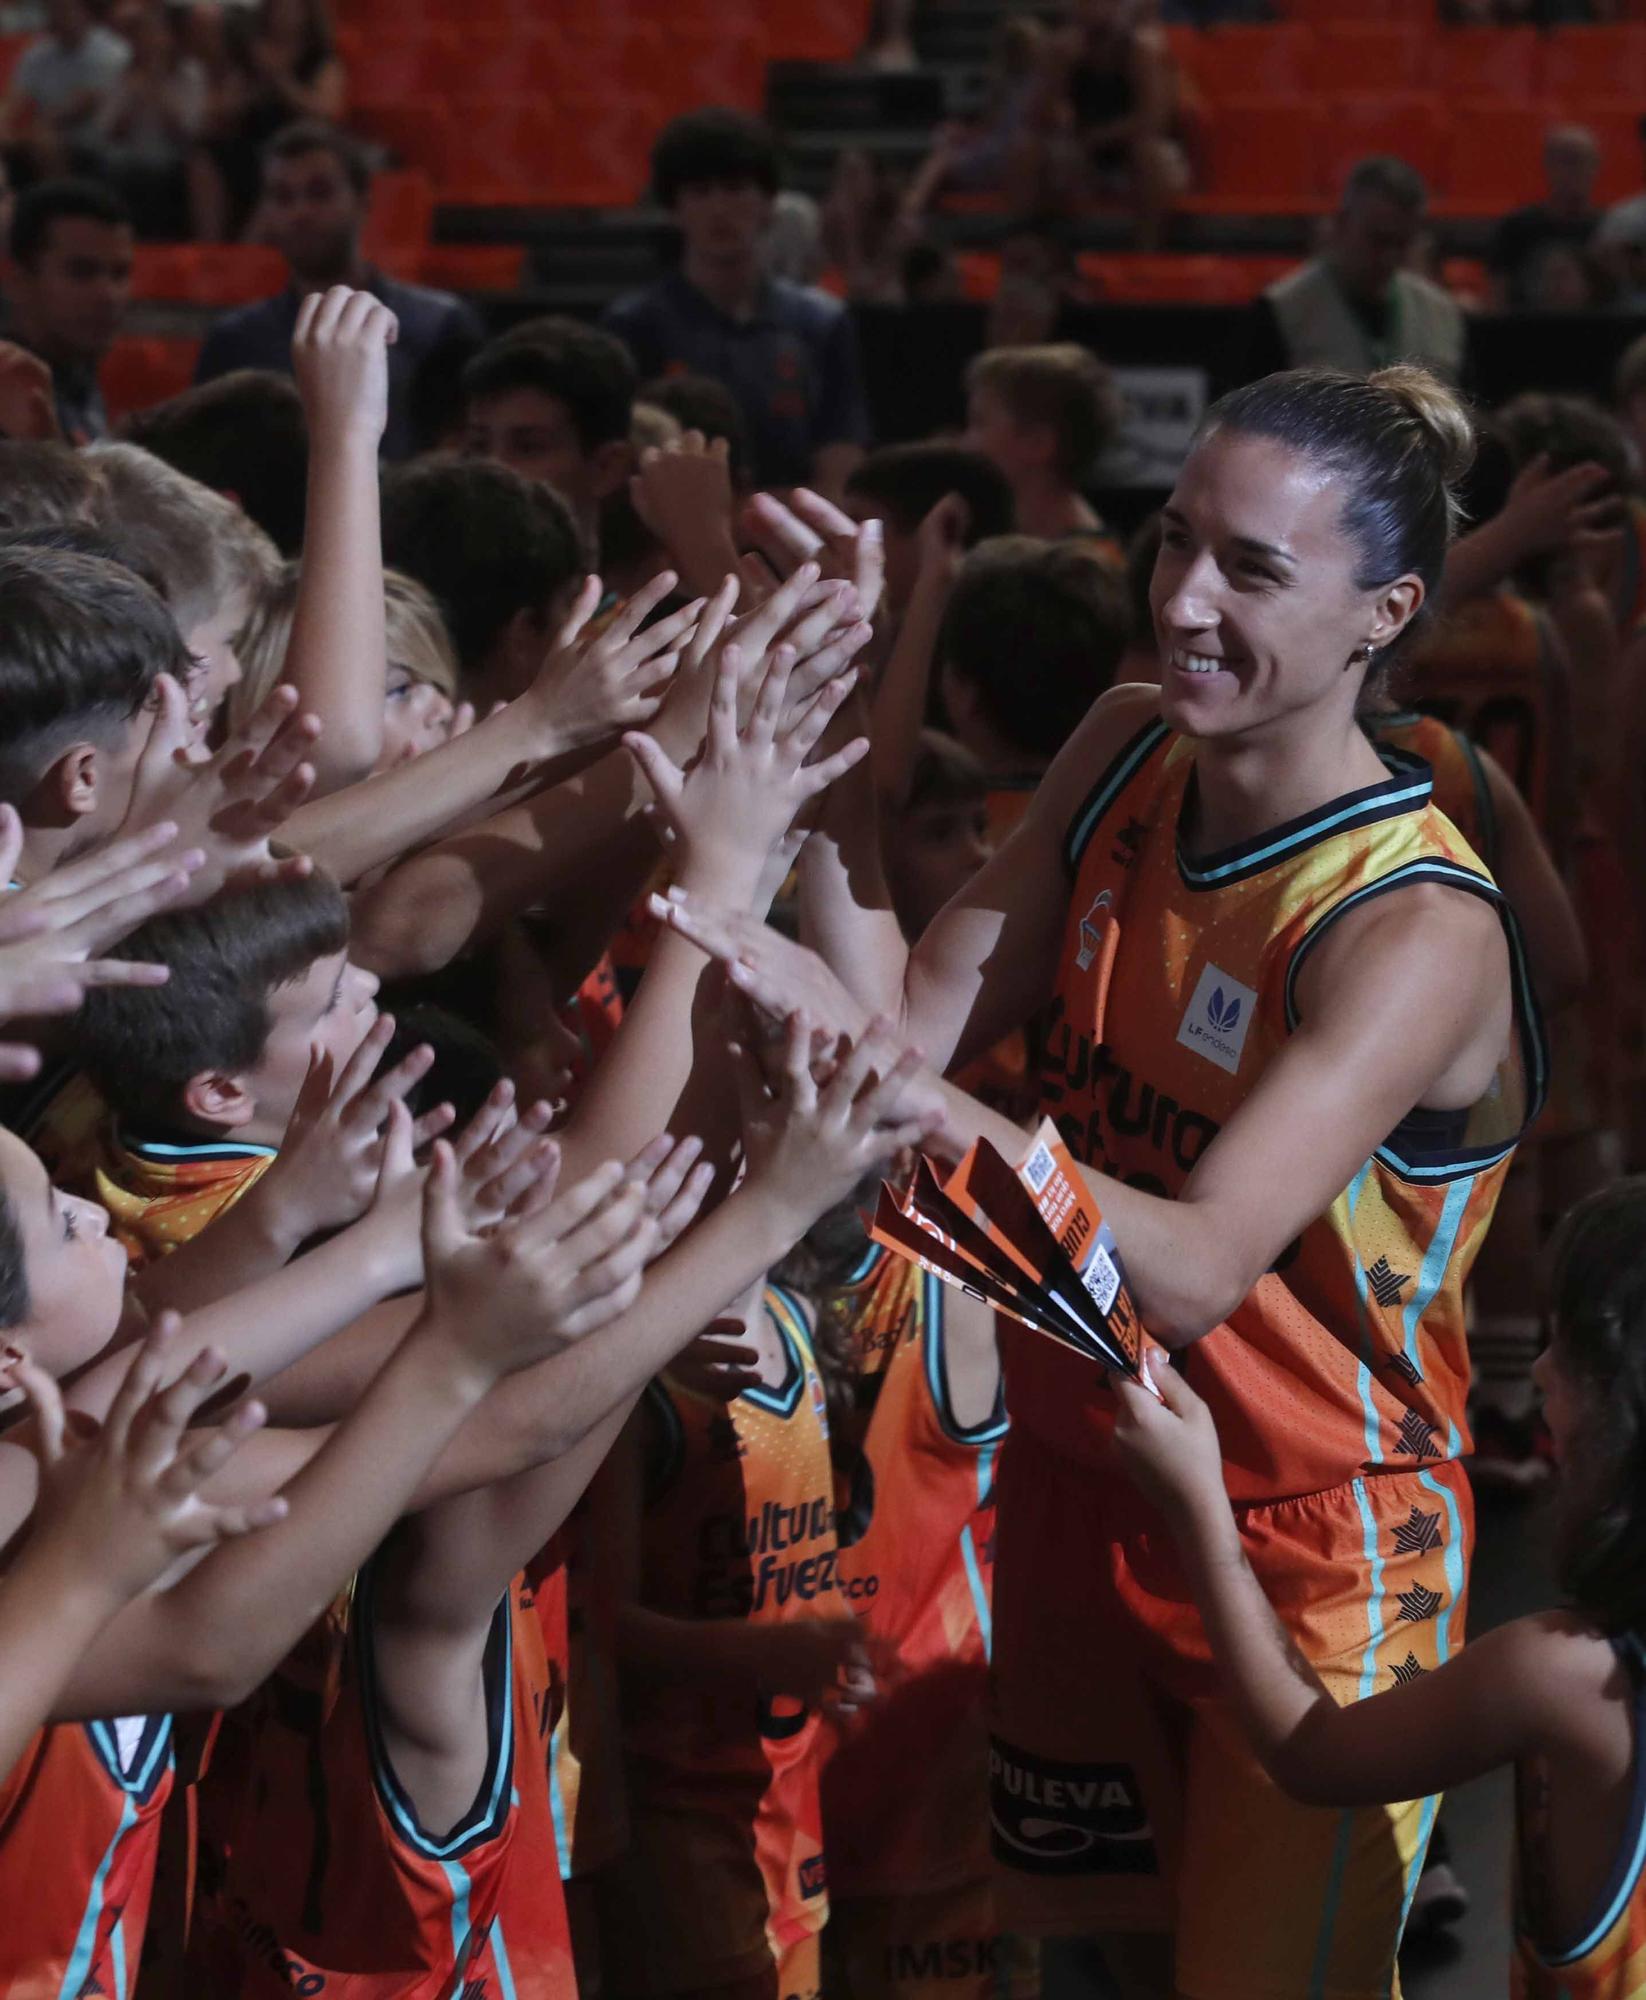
{"left": 657, "top": 365, "right": 1544, "bottom": 1995}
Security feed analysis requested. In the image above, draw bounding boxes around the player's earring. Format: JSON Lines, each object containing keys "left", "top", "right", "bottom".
{"left": 1348, "top": 640, "right": 1378, "bottom": 669}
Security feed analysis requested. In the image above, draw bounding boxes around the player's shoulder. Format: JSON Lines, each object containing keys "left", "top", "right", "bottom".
{"left": 1036, "top": 681, "right": 1165, "bottom": 844}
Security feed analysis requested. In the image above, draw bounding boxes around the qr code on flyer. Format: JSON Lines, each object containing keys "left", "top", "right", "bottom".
{"left": 1081, "top": 1244, "right": 1121, "bottom": 1317}
{"left": 1024, "top": 1142, "right": 1056, "bottom": 1194}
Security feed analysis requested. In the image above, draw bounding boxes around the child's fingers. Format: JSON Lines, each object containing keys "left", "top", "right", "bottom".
{"left": 419, "top": 1138, "right": 462, "bottom": 1259}
{"left": 824, "top": 1016, "right": 898, "bottom": 1114}
{"left": 71, "top": 954, "right": 177, "bottom": 992}
{"left": 360, "top": 1039, "right": 435, "bottom": 1124}
{"left": 622, "top": 731, "right": 684, "bottom": 805}
{"left": 102, "top": 1311, "right": 182, "bottom": 1452}
{"left": 451, "top": 1079, "right": 517, "bottom": 1166}
{"left": 540, "top": 1172, "right": 647, "bottom": 1266}
{"left": 129, "top": 1345, "right": 232, "bottom": 1480}
{"left": 0, "top": 969, "right": 87, "bottom": 1019}
{"left": 748, "top": 645, "right": 795, "bottom": 748}
{"left": 685, "top": 573, "right": 740, "bottom": 667}
{"left": 31, "top": 817, "right": 184, "bottom": 904}
{"left": 409, "top": 1102, "right": 455, "bottom": 1150}
{"left": 200, "top": 1492, "right": 290, "bottom": 1540}
{"left": 654, "top": 1157, "right": 715, "bottom": 1249}
{"left": 600, "top": 568, "right": 679, "bottom": 650}
{"left": 633, "top": 1133, "right": 702, "bottom": 1208}
{"left": 476, "top": 1134, "right": 561, "bottom": 1220}
{"left": 556, "top": 1268, "right": 647, "bottom": 1343}
{"left": 326, "top": 1011, "right": 396, "bottom": 1115}
{"left": 626, "top": 594, "right": 705, "bottom": 667}
{"left": 705, "top": 647, "right": 742, "bottom": 759}
{"left": 499, "top": 1139, "right": 566, "bottom": 1223}
{"left": 551, "top": 574, "right": 603, "bottom": 657}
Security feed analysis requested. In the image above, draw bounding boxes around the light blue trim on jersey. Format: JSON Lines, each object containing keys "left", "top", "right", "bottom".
{"left": 121, "top": 1134, "right": 279, "bottom": 1161}
{"left": 548, "top": 1725, "right": 572, "bottom": 1883}
{"left": 109, "top": 1915, "right": 127, "bottom": 2000}
{"left": 1400, "top": 1177, "right": 1474, "bottom": 1384}
{"left": 1065, "top": 719, "right": 1171, "bottom": 870}
{"left": 1550, "top": 1774, "right": 1646, "bottom": 1965}
{"left": 1416, "top": 1470, "right": 1465, "bottom": 1674}
{"left": 56, "top": 1793, "right": 136, "bottom": 2000}
{"left": 1309, "top": 1476, "right": 1389, "bottom": 1997}
{"left": 846, "top": 1242, "right": 881, "bottom": 1287}
{"left": 959, "top": 1435, "right": 1001, "bottom": 1661}
{"left": 442, "top": 1858, "right": 474, "bottom": 1997}
{"left": 1346, "top": 1164, "right": 1384, "bottom": 1468}
{"left": 87, "top": 1715, "right": 172, "bottom": 1798}
{"left": 1183, "top": 778, "right": 1433, "bottom": 888}
{"left": 491, "top": 1920, "right": 520, "bottom": 2000}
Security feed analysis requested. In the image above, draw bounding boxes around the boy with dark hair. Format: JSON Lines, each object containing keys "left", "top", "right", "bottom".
{"left": 0, "top": 546, "right": 189, "bottom": 878}
{"left": 939, "top": 534, "right": 1131, "bottom": 778}
{"left": 643, "top": 370, "right": 750, "bottom": 489}
{"left": 381, "top": 452, "right": 585, "bottom": 706}
{"left": 122, "top": 369, "right": 309, "bottom": 555}
{"left": 965, "top": 342, "right": 1122, "bottom": 548}
{"left": 462, "top": 320, "right": 638, "bottom": 549}
{"left": 603, "top": 108, "right": 870, "bottom": 494}
{"left": 844, "top": 441, "right": 1014, "bottom": 618}
{"left": 4, "top": 176, "right": 133, "bottom": 441}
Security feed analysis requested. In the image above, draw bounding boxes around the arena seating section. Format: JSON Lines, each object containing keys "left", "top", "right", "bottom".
{"left": 10, "top": 0, "right": 1646, "bottom": 417}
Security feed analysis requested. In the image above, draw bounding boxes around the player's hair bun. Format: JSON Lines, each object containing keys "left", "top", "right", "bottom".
{"left": 1368, "top": 365, "right": 1476, "bottom": 489}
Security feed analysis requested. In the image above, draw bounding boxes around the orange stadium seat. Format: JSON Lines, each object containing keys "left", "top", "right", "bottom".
{"left": 337, "top": 26, "right": 458, "bottom": 100}
{"left": 352, "top": 97, "right": 456, "bottom": 183}
{"left": 654, "top": 25, "right": 771, "bottom": 114}
{"left": 1292, "top": 0, "right": 1429, "bottom": 19}
{"left": 1321, "top": 94, "right": 1445, "bottom": 196}
{"left": 1182, "top": 25, "right": 1307, "bottom": 98}
{"left": 761, "top": 0, "right": 869, "bottom": 62}
{"left": 550, "top": 93, "right": 662, "bottom": 205}
{"left": 136, "top": 243, "right": 285, "bottom": 304}
{"left": 1435, "top": 26, "right": 1539, "bottom": 104}
{"left": 1080, "top": 252, "right": 1258, "bottom": 304}
{"left": 362, "top": 169, "right": 435, "bottom": 262}
{"left": 0, "top": 32, "right": 30, "bottom": 90}
{"left": 452, "top": 29, "right": 565, "bottom": 96}
{"left": 441, "top": 98, "right": 557, "bottom": 203}
{"left": 951, "top": 250, "right": 1000, "bottom": 301}
{"left": 1444, "top": 100, "right": 1547, "bottom": 211}
{"left": 1304, "top": 24, "right": 1425, "bottom": 95}
{"left": 1183, "top": 96, "right": 1326, "bottom": 211}
{"left": 101, "top": 338, "right": 201, "bottom": 422}
{"left": 1540, "top": 25, "right": 1646, "bottom": 104}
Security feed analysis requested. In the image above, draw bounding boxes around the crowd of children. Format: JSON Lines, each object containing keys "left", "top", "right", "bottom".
{"left": 0, "top": 247, "right": 1643, "bottom": 2000}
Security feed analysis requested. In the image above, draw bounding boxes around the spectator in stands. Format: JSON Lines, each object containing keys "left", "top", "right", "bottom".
{"left": 1488, "top": 125, "right": 1600, "bottom": 310}
{"left": 193, "top": 122, "right": 481, "bottom": 460}
{"left": 1, "top": 175, "right": 131, "bottom": 439}
{"left": 1014, "top": 0, "right": 1188, "bottom": 251}
{"left": 602, "top": 109, "right": 871, "bottom": 497}
{"left": 906, "top": 16, "right": 1043, "bottom": 211}
{"left": 964, "top": 342, "right": 1122, "bottom": 547}
{"left": 1592, "top": 117, "right": 1646, "bottom": 310}
{"left": 820, "top": 148, "right": 919, "bottom": 303}
{"left": 460, "top": 320, "right": 637, "bottom": 557}
{"left": 189, "top": 0, "right": 345, "bottom": 240}
{"left": 0, "top": 0, "right": 129, "bottom": 184}
{"left": 122, "top": 367, "right": 308, "bottom": 552}
{"left": 1240, "top": 155, "right": 1465, "bottom": 384}
{"left": 83, "top": 0, "right": 205, "bottom": 238}
{"left": 843, "top": 439, "right": 1015, "bottom": 617}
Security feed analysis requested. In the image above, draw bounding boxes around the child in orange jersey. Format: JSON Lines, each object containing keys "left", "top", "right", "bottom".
{"left": 1112, "top": 1177, "right": 1646, "bottom": 2000}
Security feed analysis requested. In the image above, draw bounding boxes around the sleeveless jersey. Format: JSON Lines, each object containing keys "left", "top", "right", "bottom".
{"left": 1406, "top": 591, "right": 1563, "bottom": 835}
{"left": 950, "top": 782, "right": 1050, "bottom": 1125}
{"left": 1371, "top": 711, "right": 1496, "bottom": 871}
{"left": 820, "top": 1247, "right": 1007, "bottom": 1898}
{"left": 26, "top": 1075, "right": 275, "bottom": 1270}
{"left": 1514, "top": 1635, "right": 1646, "bottom": 1999}
{"left": 628, "top": 1286, "right": 837, "bottom": 1961}
{"left": 199, "top": 1569, "right": 558, "bottom": 1996}
{"left": 0, "top": 1714, "right": 174, "bottom": 1998}
{"left": 533, "top": 1520, "right": 629, "bottom": 1883}
{"left": 1023, "top": 720, "right": 1544, "bottom": 1504}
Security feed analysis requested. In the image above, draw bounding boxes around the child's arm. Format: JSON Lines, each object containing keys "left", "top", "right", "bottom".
{"left": 1109, "top": 1358, "right": 1581, "bottom": 1806}
{"left": 47, "top": 1144, "right": 660, "bottom": 1719}
{"left": 0, "top": 1320, "right": 282, "bottom": 1769}
{"left": 282, "top": 574, "right": 701, "bottom": 887}
{"left": 1437, "top": 453, "right": 1616, "bottom": 614}
{"left": 868, "top": 494, "right": 965, "bottom": 809}
{"left": 281, "top": 287, "right": 394, "bottom": 793}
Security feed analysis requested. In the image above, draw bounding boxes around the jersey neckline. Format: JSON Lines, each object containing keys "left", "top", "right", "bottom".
{"left": 1176, "top": 747, "right": 1435, "bottom": 892}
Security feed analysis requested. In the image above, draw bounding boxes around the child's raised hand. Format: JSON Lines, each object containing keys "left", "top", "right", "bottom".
{"left": 1, "top": 1315, "right": 287, "bottom": 1608}
{"left": 667, "top": 1317, "right": 764, "bottom": 1403}
{"left": 257, "top": 1016, "right": 447, "bottom": 1251}
{"left": 121, "top": 681, "right": 321, "bottom": 904}
{"left": 742, "top": 488, "right": 886, "bottom": 625}
{"left": 747, "top": 1616, "right": 882, "bottom": 1715}
{"left": 734, "top": 1008, "right": 943, "bottom": 1228}
{"left": 625, "top": 643, "right": 867, "bottom": 895}
{"left": 291, "top": 285, "right": 398, "bottom": 449}
{"left": 418, "top": 1140, "right": 660, "bottom": 1374}
{"left": 653, "top": 892, "right": 870, "bottom": 1044}
{"left": 520, "top": 569, "right": 708, "bottom": 754}
{"left": 1109, "top": 1350, "right": 1227, "bottom": 1529}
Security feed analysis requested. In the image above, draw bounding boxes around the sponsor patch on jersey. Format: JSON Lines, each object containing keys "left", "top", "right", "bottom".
{"left": 1175, "top": 963, "right": 1258, "bottom": 1076}
{"left": 988, "top": 1739, "right": 1157, "bottom": 1877}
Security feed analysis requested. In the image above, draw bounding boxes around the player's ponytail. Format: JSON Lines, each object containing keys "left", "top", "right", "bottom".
{"left": 1197, "top": 364, "right": 1476, "bottom": 677}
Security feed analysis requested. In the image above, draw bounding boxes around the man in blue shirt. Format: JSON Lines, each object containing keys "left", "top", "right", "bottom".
{"left": 194, "top": 121, "right": 482, "bottom": 461}
{"left": 603, "top": 110, "right": 870, "bottom": 495}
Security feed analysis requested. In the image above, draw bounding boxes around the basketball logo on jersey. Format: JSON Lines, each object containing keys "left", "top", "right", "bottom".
{"left": 1176, "top": 964, "right": 1258, "bottom": 1076}
{"left": 1074, "top": 891, "right": 1113, "bottom": 972}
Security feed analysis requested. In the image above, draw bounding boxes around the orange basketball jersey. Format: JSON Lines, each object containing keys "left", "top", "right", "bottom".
{"left": 1026, "top": 720, "right": 1545, "bottom": 1504}
{"left": 1406, "top": 590, "right": 1565, "bottom": 837}
{"left": 623, "top": 1286, "right": 837, "bottom": 1977}
{"left": 0, "top": 1714, "right": 174, "bottom": 1998}
{"left": 199, "top": 1569, "right": 562, "bottom": 1996}
{"left": 1371, "top": 710, "right": 1496, "bottom": 871}
{"left": 821, "top": 1247, "right": 1007, "bottom": 1898}
{"left": 1514, "top": 1634, "right": 1646, "bottom": 2000}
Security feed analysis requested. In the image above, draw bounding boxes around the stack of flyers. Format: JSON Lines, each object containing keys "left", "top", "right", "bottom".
{"left": 869, "top": 1117, "right": 1143, "bottom": 1377}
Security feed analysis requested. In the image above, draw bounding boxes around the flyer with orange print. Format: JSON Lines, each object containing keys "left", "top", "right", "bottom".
{"left": 870, "top": 1118, "right": 1143, "bottom": 1376}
